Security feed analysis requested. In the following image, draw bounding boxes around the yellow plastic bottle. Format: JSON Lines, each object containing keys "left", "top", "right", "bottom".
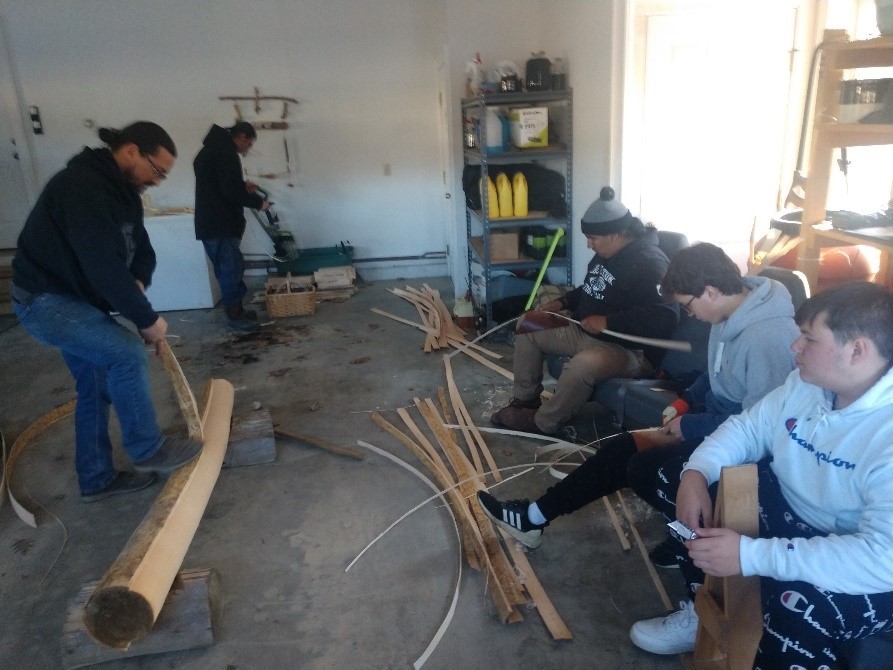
{"left": 513, "top": 172, "right": 529, "bottom": 217}
{"left": 480, "top": 176, "right": 499, "bottom": 218}
{"left": 495, "top": 172, "right": 513, "bottom": 217}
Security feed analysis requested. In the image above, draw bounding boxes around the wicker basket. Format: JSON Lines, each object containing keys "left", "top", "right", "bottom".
{"left": 265, "top": 274, "right": 316, "bottom": 317}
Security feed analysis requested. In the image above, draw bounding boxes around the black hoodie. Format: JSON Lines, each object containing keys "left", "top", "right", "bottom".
{"left": 562, "top": 227, "right": 679, "bottom": 367}
{"left": 193, "top": 124, "right": 264, "bottom": 240}
{"left": 12, "top": 147, "right": 159, "bottom": 329}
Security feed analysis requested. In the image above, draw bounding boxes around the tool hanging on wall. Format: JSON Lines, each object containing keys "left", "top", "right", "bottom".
{"left": 218, "top": 87, "right": 298, "bottom": 118}
{"left": 251, "top": 186, "right": 300, "bottom": 261}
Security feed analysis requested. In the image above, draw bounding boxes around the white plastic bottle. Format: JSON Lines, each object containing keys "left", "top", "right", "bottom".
{"left": 484, "top": 108, "right": 505, "bottom": 154}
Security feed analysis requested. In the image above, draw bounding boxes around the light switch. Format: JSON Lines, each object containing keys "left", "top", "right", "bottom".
{"left": 28, "top": 106, "right": 43, "bottom": 135}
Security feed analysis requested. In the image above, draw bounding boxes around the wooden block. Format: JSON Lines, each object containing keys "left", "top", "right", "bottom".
{"left": 313, "top": 266, "right": 355, "bottom": 289}
{"left": 61, "top": 568, "right": 219, "bottom": 669}
{"left": 223, "top": 408, "right": 276, "bottom": 467}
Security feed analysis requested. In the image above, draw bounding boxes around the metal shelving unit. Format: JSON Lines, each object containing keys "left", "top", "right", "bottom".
{"left": 462, "top": 89, "right": 573, "bottom": 328}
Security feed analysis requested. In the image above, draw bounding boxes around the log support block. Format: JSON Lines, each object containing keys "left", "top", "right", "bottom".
{"left": 224, "top": 408, "right": 276, "bottom": 467}
{"left": 62, "top": 568, "right": 219, "bottom": 669}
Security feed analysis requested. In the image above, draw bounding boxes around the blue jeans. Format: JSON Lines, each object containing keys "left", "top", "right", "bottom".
{"left": 13, "top": 292, "right": 164, "bottom": 494}
{"left": 202, "top": 237, "right": 246, "bottom": 307}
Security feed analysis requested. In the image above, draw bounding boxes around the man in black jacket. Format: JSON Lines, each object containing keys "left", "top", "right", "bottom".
{"left": 193, "top": 121, "right": 269, "bottom": 331}
{"left": 11, "top": 122, "right": 202, "bottom": 502}
{"left": 492, "top": 187, "right": 678, "bottom": 435}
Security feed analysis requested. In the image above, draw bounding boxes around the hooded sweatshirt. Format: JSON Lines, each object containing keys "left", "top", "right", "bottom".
{"left": 679, "top": 275, "right": 799, "bottom": 441}
{"left": 562, "top": 227, "right": 678, "bottom": 367}
{"left": 193, "top": 124, "right": 265, "bottom": 240}
{"left": 685, "top": 366, "right": 893, "bottom": 595}
{"left": 12, "top": 147, "right": 158, "bottom": 329}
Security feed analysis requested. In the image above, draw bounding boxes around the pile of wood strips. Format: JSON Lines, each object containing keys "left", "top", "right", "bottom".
{"left": 371, "top": 284, "right": 512, "bottom": 379}
{"left": 370, "top": 377, "right": 572, "bottom": 639}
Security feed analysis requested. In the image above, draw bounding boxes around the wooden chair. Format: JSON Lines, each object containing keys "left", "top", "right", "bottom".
{"left": 692, "top": 464, "right": 763, "bottom": 670}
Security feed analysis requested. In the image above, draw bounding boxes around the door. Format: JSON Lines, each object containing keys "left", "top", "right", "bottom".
{"left": 0, "top": 17, "right": 38, "bottom": 250}
{"left": 624, "top": 3, "right": 800, "bottom": 254}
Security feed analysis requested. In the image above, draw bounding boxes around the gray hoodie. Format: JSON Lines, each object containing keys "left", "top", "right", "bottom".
{"left": 680, "top": 275, "right": 799, "bottom": 440}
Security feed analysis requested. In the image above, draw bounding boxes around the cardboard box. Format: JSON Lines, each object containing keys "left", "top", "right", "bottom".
{"left": 509, "top": 107, "right": 548, "bottom": 149}
{"left": 470, "top": 233, "right": 520, "bottom": 261}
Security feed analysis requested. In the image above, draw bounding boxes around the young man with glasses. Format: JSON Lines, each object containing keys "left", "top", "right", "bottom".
{"left": 479, "top": 243, "right": 799, "bottom": 555}
{"left": 193, "top": 121, "right": 269, "bottom": 331}
{"left": 11, "top": 122, "right": 203, "bottom": 502}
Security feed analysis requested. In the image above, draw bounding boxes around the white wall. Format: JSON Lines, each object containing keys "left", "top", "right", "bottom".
{"left": 0, "top": 0, "right": 617, "bottom": 289}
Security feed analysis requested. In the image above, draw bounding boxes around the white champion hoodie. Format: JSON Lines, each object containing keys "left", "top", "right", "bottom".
{"left": 684, "top": 366, "right": 893, "bottom": 595}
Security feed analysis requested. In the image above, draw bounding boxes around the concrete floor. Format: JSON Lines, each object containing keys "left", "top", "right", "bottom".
{"left": 0, "top": 276, "right": 686, "bottom": 669}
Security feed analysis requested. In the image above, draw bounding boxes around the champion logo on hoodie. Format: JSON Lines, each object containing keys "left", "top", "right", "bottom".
{"left": 786, "top": 418, "right": 856, "bottom": 470}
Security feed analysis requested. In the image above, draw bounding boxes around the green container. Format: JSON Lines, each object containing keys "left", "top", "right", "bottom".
{"left": 275, "top": 245, "right": 355, "bottom": 276}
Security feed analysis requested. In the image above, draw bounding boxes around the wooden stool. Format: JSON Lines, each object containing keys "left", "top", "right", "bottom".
{"left": 693, "top": 464, "right": 762, "bottom": 670}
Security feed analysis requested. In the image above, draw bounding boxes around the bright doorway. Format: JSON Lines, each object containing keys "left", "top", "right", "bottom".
{"left": 622, "top": 1, "right": 805, "bottom": 264}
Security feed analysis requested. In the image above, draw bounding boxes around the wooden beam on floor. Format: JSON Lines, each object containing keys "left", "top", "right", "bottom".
{"left": 83, "top": 379, "right": 234, "bottom": 648}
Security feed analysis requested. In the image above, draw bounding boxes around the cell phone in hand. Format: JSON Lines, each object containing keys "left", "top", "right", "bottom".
{"left": 667, "top": 519, "right": 698, "bottom": 542}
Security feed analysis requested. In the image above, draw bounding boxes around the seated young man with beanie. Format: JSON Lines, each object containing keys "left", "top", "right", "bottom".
{"left": 630, "top": 282, "right": 893, "bottom": 667}
{"left": 478, "top": 243, "right": 799, "bottom": 550}
{"left": 491, "top": 186, "right": 677, "bottom": 435}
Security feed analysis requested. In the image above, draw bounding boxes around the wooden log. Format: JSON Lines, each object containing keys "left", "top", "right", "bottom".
{"left": 83, "top": 379, "right": 234, "bottom": 648}
{"left": 274, "top": 427, "right": 365, "bottom": 460}
{"left": 62, "top": 568, "right": 219, "bottom": 669}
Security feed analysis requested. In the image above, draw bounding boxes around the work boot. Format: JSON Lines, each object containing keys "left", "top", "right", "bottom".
{"left": 225, "top": 303, "right": 260, "bottom": 332}
{"left": 491, "top": 406, "right": 544, "bottom": 434}
{"left": 489, "top": 396, "right": 542, "bottom": 426}
{"left": 477, "top": 491, "right": 546, "bottom": 549}
{"left": 225, "top": 303, "right": 257, "bottom": 320}
{"left": 81, "top": 471, "right": 157, "bottom": 503}
{"left": 134, "top": 435, "right": 203, "bottom": 474}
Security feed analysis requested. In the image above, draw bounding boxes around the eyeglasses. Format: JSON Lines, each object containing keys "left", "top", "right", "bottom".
{"left": 143, "top": 153, "right": 168, "bottom": 180}
{"left": 681, "top": 295, "right": 697, "bottom": 316}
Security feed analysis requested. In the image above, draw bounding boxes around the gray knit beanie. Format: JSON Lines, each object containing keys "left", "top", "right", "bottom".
{"left": 581, "top": 186, "right": 633, "bottom": 235}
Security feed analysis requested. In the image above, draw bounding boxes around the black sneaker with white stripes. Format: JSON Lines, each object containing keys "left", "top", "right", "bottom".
{"left": 477, "top": 491, "right": 546, "bottom": 549}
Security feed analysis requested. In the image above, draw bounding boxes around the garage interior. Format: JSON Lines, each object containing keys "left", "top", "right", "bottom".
{"left": 0, "top": 1, "right": 891, "bottom": 669}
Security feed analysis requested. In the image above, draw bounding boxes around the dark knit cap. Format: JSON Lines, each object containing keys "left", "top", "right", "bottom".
{"left": 581, "top": 186, "right": 633, "bottom": 235}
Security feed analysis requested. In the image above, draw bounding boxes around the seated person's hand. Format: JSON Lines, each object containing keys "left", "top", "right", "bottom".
{"left": 677, "top": 469, "right": 714, "bottom": 531}
{"left": 660, "top": 415, "right": 686, "bottom": 440}
{"left": 579, "top": 314, "right": 607, "bottom": 334}
{"left": 661, "top": 398, "right": 690, "bottom": 426}
{"left": 686, "top": 527, "right": 742, "bottom": 577}
{"left": 537, "top": 298, "right": 564, "bottom": 313}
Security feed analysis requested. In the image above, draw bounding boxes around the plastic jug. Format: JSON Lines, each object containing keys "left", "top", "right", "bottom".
{"left": 495, "top": 173, "right": 513, "bottom": 217}
{"left": 484, "top": 108, "right": 507, "bottom": 154}
{"left": 480, "top": 176, "right": 499, "bottom": 218}
{"left": 513, "top": 172, "right": 529, "bottom": 217}
{"left": 525, "top": 52, "right": 552, "bottom": 91}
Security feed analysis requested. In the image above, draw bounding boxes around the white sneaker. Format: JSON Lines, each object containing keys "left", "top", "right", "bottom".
{"left": 629, "top": 599, "right": 698, "bottom": 654}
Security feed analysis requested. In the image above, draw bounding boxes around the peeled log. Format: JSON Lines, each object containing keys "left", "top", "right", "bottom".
{"left": 83, "top": 378, "right": 234, "bottom": 648}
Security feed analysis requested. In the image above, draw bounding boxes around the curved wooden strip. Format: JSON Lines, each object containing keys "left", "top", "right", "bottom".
{"left": 159, "top": 340, "right": 202, "bottom": 440}
{"left": 350, "top": 441, "right": 463, "bottom": 670}
{"left": 4, "top": 399, "right": 77, "bottom": 527}
{"left": 83, "top": 378, "right": 234, "bottom": 648}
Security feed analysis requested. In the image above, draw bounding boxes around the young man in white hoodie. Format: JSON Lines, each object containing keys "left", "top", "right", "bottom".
{"left": 630, "top": 281, "right": 893, "bottom": 668}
